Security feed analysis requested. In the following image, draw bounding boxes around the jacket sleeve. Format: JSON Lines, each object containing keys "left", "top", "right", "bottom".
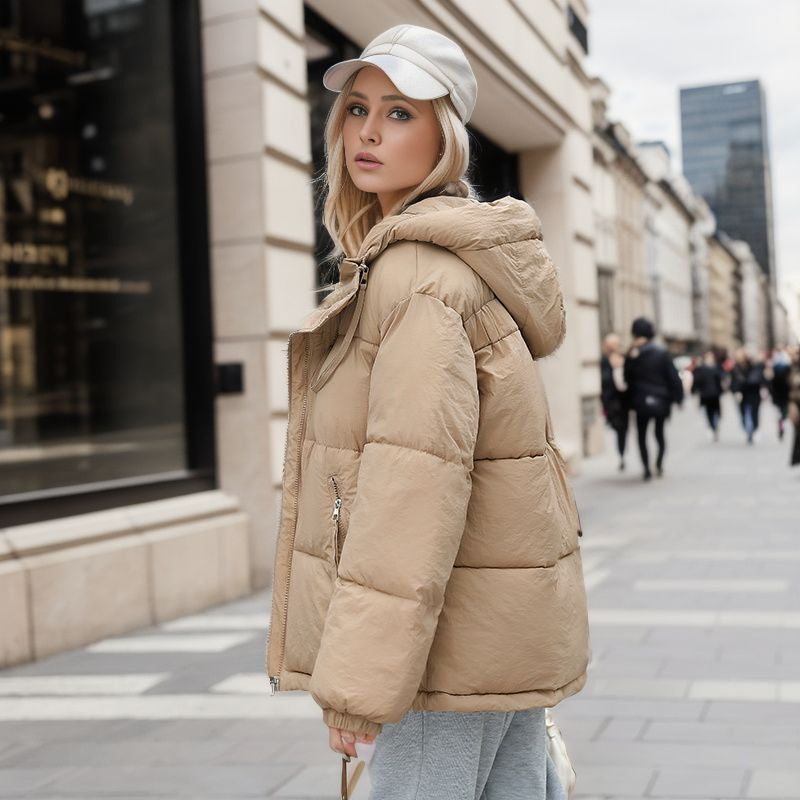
{"left": 307, "top": 290, "right": 480, "bottom": 737}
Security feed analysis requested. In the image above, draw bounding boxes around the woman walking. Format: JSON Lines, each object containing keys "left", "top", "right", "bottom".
{"left": 601, "top": 333, "right": 630, "bottom": 470}
{"left": 691, "top": 350, "right": 725, "bottom": 441}
{"left": 265, "top": 23, "right": 589, "bottom": 800}
{"left": 730, "top": 347, "right": 767, "bottom": 444}
{"left": 766, "top": 347, "right": 792, "bottom": 441}
{"left": 623, "top": 317, "right": 684, "bottom": 480}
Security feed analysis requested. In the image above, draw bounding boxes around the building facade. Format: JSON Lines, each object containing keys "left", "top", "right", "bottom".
{"left": 592, "top": 111, "right": 652, "bottom": 347}
{"left": 680, "top": 80, "right": 777, "bottom": 294}
{"left": 1, "top": 0, "right": 606, "bottom": 665}
{"left": 733, "top": 240, "right": 770, "bottom": 353}
{"left": 707, "top": 233, "right": 741, "bottom": 355}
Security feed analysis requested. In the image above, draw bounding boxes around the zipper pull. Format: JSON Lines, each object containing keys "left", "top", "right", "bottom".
{"left": 332, "top": 498, "right": 342, "bottom": 521}
{"left": 269, "top": 675, "right": 280, "bottom": 695}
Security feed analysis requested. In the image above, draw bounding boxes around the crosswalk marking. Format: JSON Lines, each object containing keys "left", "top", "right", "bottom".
{"left": 209, "top": 673, "right": 269, "bottom": 694}
{"left": 86, "top": 633, "right": 255, "bottom": 653}
{"left": 590, "top": 608, "right": 800, "bottom": 629}
{"left": 584, "top": 677, "right": 800, "bottom": 703}
{"left": 624, "top": 549, "right": 800, "bottom": 563}
{"left": 160, "top": 614, "right": 269, "bottom": 632}
{"left": 0, "top": 674, "right": 167, "bottom": 695}
{"left": 0, "top": 693, "right": 320, "bottom": 721}
{"left": 633, "top": 579, "right": 789, "bottom": 593}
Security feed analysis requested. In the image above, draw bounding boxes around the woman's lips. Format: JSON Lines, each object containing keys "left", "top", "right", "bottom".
{"left": 355, "top": 157, "right": 383, "bottom": 170}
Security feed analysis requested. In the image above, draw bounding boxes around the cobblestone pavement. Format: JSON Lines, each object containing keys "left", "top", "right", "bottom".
{"left": 0, "top": 395, "right": 797, "bottom": 799}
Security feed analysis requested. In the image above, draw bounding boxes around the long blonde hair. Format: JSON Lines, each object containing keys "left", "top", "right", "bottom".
{"left": 316, "top": 70, "right": 476, "bottom": 289}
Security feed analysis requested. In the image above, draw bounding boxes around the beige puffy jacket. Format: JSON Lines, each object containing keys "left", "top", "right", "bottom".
{"left": 265, "top": 195, "right": 591, "bottom": 737}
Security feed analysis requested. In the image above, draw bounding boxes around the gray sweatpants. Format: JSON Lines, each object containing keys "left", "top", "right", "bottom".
{"left": 366, "top": 708, "right": 566, "bottom": 800}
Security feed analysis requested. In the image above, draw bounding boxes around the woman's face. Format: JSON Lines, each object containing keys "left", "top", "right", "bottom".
{"left": 343, "top": 66, "right": 442, "bottom": 217}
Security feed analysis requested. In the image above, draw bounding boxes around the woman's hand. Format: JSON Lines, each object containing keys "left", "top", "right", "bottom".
{"left": 328, "top": 725, "right": 376, "bottom": 758}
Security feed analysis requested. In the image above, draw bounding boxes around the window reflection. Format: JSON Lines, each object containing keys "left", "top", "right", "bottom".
{"left": 0, "top": 0, "right": 186, "bottom": 497}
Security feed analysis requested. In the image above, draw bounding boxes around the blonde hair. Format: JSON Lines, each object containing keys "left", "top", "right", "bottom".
{"left": 314, "top": 70, "right": 476, "bottom": 292}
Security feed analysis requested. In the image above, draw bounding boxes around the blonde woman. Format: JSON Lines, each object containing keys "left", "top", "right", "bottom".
{"left": 265, "top": 24, "right": 590, "bottom": 799}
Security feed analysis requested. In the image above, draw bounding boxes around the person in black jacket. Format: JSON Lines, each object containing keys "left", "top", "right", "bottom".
{"left": 600, "top": 333, "right": 630, "bottom": 471}
{"left": 624, "top": 317, "right": 684, "bottom": 480}
{"left": 788, "top": 346, "right": 800, "bottom": 467}
{"left": 766, "top": 347, "right": 792, "bottom": 441}
{"left": 730, "top": 347, "right": 767, "bottom": 445}
{"left": 691, "top": 350, "right": 726, "bottom": 441}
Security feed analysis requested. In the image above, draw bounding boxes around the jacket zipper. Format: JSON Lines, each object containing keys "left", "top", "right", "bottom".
{"left": 268, "top": 334, "right": 310, "bottom": 696}
{"left": 329, "top": 476, "right": 342, "bottom": 568}
{"left": 267, "top": 265, "right": 366, "bottom": 696}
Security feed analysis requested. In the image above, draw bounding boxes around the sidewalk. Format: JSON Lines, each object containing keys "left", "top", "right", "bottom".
{"left": 0, "top": 396, "right": 797, "bottom": 799}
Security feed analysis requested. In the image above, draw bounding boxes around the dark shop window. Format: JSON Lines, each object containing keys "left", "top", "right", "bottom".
{"left": 0, "top": 0, "right": 215, "bottom": 525}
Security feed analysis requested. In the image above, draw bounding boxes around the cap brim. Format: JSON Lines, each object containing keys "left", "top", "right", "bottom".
{"left": 322, "top": 53, "right": 448, "bottom": 101}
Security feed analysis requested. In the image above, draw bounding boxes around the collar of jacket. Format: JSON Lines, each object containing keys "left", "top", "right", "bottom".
{"left": 309, "top": 261, "right": 369, "bottom": 392}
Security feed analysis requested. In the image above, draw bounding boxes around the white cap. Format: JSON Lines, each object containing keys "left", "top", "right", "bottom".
{"left": 322, "top": 24, "right": 477, "bottom": 124}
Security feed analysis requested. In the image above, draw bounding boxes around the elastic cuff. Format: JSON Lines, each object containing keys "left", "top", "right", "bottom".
{"left": 322, "top": 707, "right": 383, "bottom": 737}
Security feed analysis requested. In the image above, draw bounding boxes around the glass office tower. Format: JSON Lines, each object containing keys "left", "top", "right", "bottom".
{"left": 680, "top": 80, "right": 776, "bottom": 287}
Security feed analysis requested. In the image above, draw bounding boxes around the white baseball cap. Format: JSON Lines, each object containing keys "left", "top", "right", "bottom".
{"left": 322, "top": 24, "right": 477, "bottom": 124}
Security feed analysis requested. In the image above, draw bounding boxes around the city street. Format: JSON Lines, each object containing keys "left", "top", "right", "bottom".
{"left": 0, "top": 395, "right": 798, "bottom": 800}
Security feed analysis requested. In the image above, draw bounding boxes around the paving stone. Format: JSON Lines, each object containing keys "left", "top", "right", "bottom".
{"left": 649, "top": 766, "right": 747, "bottom": 798}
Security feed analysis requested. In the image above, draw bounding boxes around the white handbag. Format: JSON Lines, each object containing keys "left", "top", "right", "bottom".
{"left": 545, "top": 709, "right": 576, "bottom": 799}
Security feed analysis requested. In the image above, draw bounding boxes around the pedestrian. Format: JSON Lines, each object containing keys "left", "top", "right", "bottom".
{"left": 730, "top": 347, "right": 767, "bottom": 445}
{"left": 788, "top": 346, "right": 800, "bottom": 467}
{"left": 600, "top": 333, "right": 630, "bottom": 471}
{"left": 623, "top": 317, "right": 684, "bottom": 480}
{"left": 265, "top": 24, "right": 589, "bottom": 800}
{"left": 766, "top": 346, "right": 792, "bottom": 440}
{"left": 691, "top": 350, "right": 725, "bottom": 441}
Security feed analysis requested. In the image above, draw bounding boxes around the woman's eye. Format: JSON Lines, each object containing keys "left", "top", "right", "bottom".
{"left": 389, "top": 108, "right": 411, "bottom": 120}
{"left": 347, "top": 104, "right": 366, "bottom": 116}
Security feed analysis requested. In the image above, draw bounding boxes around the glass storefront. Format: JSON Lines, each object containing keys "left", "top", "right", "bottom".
{"left": 0, "top": 1, "right": 214, "bottom": 521}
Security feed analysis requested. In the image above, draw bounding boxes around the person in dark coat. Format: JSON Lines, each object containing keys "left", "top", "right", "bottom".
{"left": 766, "top": 347, "right": 792, "bottom": 440}
{"left": 623, "top": 317, "right": 684, "bottom": 480}
{"left": 691, "top": 350, "right": 726, "bottom": 440}
{"left": 788, "top": 346, "right": 800, "bottom": 467}
{"left": 600, "top": 333, "right": 630, "bottom": 471}
{"left": 730, "top": 347, "right": 767, "bottom": 445}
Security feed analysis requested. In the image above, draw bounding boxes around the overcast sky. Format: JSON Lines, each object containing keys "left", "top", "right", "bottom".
{"left": 585, "top": 0, "right": 800, "bottom": 293}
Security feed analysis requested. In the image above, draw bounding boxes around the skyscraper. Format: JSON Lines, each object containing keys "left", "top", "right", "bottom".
{"left": 680, "top": 80, "right": 776, "bottom": 288}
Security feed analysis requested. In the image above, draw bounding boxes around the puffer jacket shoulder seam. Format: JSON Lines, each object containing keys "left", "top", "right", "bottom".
{"left": 414, "top": 242, "right": 491, "bottom": 321}
{"left": 462, "top": 296, "right": 495, "bottom": 327}
{"left": 377, "top": 287, "right": 468, "bottom": 339}
{"left": 473, "top": 325, "right": 522, "bottom": 354}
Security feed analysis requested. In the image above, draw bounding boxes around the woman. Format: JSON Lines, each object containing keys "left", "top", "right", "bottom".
{"left": 265, "top": 23, "right": 589, "bottom": 799}
{"left": 623, "top": 317, "right": 684, "bottom": 480}
{"left": 730, "top": 347, "right": 767, "bottom": 444}
{"left": 766, "top": 347, "right": 792, "bottom": 441}
{"left": 691, "top": 350, "right": 725, "bottom": 441}
{"left": 600, "top": 333, "right": 630, "bottom": 471}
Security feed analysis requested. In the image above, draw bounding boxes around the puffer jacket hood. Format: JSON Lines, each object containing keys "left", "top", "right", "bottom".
{"left": 340, "top": 194, "right": 566, "bottom": 359}
{"left": 266, "top": 193, "right": 590, "bottom": 739}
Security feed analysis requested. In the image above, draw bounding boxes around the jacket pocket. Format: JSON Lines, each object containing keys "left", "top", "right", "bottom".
{"left": 327, "top": 475, "right": 344, "bottom": 572}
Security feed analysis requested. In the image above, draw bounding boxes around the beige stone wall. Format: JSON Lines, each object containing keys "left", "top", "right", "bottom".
{"left": 708, "top": 237, "right": 739, "bottom": 353}
{"left": 202, "top": 0, "right": 314, "bottom": 588}
{"left": 613, "top": 163, "right": 651, "bottom": 343}
{"left": 0, "top": 492, "right": 249, "bottom": 667}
